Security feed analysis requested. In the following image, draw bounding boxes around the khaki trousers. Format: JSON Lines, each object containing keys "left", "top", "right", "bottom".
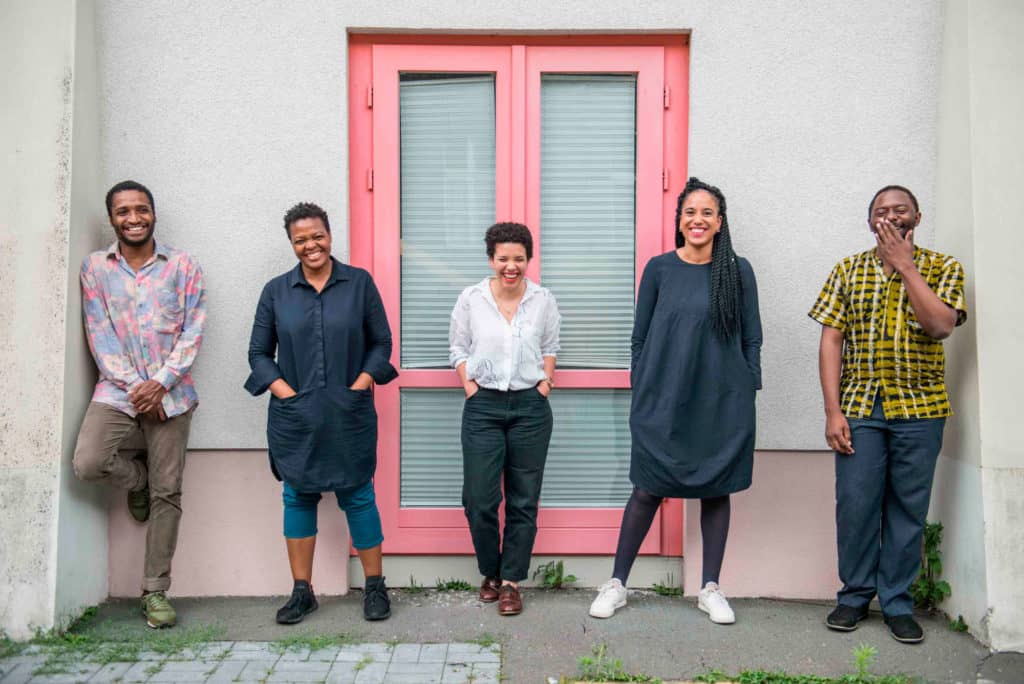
{"left": 73, "top": 401, "right": 193, "bottom": 592}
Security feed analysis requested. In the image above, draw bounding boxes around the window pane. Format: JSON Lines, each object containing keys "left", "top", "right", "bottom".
{"left": 541, "top": 389, "right": 632, "bottom": 507}
{"left": 540, "top": 74, "right": 636, "bottom": 368}
{"left": 400, "top": 388, "right": 464, "bottom": 507}
{"left": 400, "top": 74, "right": 495, "bottom": 368}
{"left": 400, "top": 388, "right": 632, "bottom": 508}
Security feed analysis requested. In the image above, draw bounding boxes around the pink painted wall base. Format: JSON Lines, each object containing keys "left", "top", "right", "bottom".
{"left": 685, "top": 451, "right": 838, "bottom": 598}
{"left": 108, "top": 450, "right": 837, "bottom": 598}
{"left": 108, "top": 451, "right": 351, "bottom": 598}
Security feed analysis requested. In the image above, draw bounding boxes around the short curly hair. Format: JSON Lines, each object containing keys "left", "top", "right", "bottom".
{"left": 283, "top": 202, "right": 330, "bottom": 237}
{"left": 485, "top": 222, "right": 533, "bottom": 260}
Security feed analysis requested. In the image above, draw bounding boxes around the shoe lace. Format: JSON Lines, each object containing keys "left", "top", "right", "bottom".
{"left": 144, "top": 591, "right": 171, "bottom": 612}
{"left": 365, "top": 582, "right": 387, "bottom": 610}
{"left": 597, "top": 579, "right": 622, "bottom": 598}
{"left": 283, "top": 585, "right": 308, "bottom": 610}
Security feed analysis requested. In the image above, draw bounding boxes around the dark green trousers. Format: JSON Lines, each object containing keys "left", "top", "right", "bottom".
{"left": 461, "top": 387, "right": 553, "bottom": 582}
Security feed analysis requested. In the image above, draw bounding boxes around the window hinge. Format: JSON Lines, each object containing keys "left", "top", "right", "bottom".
{"left": 662, "top": 168, "right": 670, "bottom": 191}
{"left": 366, "top": 168, "right": 374, "bottom": 191}
{"left": 663, "top": 87, "right": 670, "bottom": 109}
{"left": 367, "top": 86, "right": 373, "bottom": 109}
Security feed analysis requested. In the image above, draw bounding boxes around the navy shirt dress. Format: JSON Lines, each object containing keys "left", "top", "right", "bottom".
{"left": 245, "top": 259, "right": 398, "bottom": 493}
{"left": 628, "top": 252, "right": 763, "bottom": 498}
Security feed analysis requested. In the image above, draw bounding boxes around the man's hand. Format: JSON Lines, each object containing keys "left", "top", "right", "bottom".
{"left": 536, "top": 381, "right": 551, "bottom": 398}
{"left": 874, "top": 219, "right": 916, "bottom": 275}
{"left": 825, "top": 411, "right": 855, "bottom": 455}
{"left": 145, "top": 406, "right": 168, "bottom": 422}
{"left": 129, "top": 380, "right": 167, "bottom": 414}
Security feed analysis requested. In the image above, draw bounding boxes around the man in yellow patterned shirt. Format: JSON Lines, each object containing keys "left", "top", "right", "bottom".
{"left": 809, "top": 185, "right": 966, "bottom": 644}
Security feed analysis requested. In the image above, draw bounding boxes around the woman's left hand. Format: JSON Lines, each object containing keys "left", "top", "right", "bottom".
{"left": 536, "top": 381, "right": 551, "bottom": 398}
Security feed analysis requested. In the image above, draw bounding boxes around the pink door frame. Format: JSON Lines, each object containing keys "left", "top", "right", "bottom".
{"left": 348, "top": 35, "right": 689, "bottom": 556}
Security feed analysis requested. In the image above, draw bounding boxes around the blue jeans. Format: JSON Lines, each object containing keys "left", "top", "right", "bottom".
{"left": 282, "top": 480, "right": 384, "bottom": 550}
{"left": 835, "top": 394, "right": 945, "bottom": 615}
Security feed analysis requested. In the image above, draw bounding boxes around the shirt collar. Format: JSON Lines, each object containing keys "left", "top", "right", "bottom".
{"left": 105, "top": 239, "right": 170, "bottom": 262}
{"left": 288, "top": 257, "right": 351, "bottom": 288}
{"left": 473, "top": 276, "right": 540, "bottom": 305}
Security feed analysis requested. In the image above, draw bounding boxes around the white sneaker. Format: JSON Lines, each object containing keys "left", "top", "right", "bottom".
{"left": 698, "top": 582, "right": 736, "bottom": 624}
{"left": 589, "top": 578, "right": 627, "bottom": 618}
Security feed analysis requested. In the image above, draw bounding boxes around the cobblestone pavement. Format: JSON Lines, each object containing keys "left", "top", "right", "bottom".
{"left": 0, "top": 642, "right": 501, "bottom": 684}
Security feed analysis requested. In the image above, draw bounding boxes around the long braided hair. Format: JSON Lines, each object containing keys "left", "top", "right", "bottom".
{"left": 674, "top": 177, "right": 742, "bottom": 340}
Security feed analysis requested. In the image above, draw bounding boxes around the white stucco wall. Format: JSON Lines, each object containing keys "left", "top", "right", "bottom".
{"left": 932, "top": 0, "right": 1024, "bottom": 652}
{"left": 94, "top": 0, "right": 941, "bottom": 451}
{"left": 966, "top": 0, "right": 1024, "bottom": 652}
{"left": 54, "top": 0, "right": 112, "bottom": 627}
{"left": 0, "top": 0, "right": 77, "bottom": 639}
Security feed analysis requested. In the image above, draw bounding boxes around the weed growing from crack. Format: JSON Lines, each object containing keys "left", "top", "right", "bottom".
{"left": 435, "top": 577, "right": 474, "bottom": 591}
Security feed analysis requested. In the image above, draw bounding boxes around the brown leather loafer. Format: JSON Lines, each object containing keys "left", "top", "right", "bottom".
{"left": 498, "top": 584, "right": 522, "bottom": 616}
{"left": 479, "top": 577, "right": 501, "bottom": 603}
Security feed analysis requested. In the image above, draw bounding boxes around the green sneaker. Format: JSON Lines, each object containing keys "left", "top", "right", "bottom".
{"left": 142, "top": 591, "right": 176, "bottom": 628}
{"left": 127, "top": 487, "right": 150, "bottom": 522}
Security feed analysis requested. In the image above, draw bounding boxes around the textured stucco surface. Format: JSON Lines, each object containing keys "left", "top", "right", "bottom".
{"left": 931, "top": 0, "right": 1024, "bottom": 652}
{"left": 0, "top": 0, "right": 78, "bottom": 638}
{"left": 55, "top": 0, "right": 112, "bottom": 627}
{"left": 94, "top": 0, "right": 942, "bottom": 450}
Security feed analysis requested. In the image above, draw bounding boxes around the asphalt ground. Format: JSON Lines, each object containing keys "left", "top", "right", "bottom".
{"left": 53, "top": 589, "right": 1022, "bottom": 683}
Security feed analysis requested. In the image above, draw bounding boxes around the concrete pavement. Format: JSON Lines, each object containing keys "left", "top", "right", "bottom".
{"left": 2, "top": 589, "right": 1021, "bottom": 683}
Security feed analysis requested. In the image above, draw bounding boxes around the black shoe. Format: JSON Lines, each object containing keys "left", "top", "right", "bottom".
{"left": 826, "top": 604, "right": 869, "bottom": 631}
{"left": 363, "top": 575, "right": 391, "bottom": 621}
{"left": 276, "top": 580, "right": 318, "bottom": 624}
{"left": 884, "top": 613, "right": 924, "bottom": 643}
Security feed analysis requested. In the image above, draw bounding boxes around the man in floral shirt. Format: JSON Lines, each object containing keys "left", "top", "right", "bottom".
{"left": 73, "top": 180, "right": 207, "bottom": 628}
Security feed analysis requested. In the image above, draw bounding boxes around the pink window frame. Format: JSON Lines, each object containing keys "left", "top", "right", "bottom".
{"left": 349, "top": 35, "right": 689, "bottom": 556}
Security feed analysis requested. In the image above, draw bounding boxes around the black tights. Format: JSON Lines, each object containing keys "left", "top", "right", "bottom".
{"left": 611, "top": 488, "right": 731, "bottom": 587}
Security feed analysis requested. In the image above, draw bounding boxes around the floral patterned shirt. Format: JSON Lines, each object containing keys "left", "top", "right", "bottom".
{"left": 81, "top": 241, "right": 207, "bottom": 417}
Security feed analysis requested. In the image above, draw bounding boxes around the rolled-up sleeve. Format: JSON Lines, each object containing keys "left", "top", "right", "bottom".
{"left": 540, "top": 291, "right": 561, "bottom": 357}
{"left": 449, "top": 291, "right": 472, "bottom": 369}
{"left": 244, "top": 282, "right": 283, "bottom": 396}
{"left": 360, "top": 275, "right": 398, "bottom": 385}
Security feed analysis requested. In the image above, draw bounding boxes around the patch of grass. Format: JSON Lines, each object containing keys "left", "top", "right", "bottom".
{"left": 354, "top": 654, "right": 374, "bottom": 672}
{"left": 532, "top": 560, "right": 577, "bottom": 589}
{"left": 405, "top": 575, "right": 426, "bottom": 594}
{"left": 949, "top": 614, "right": 968, "bottom": 632}
{"left": 144, "top": 662, "right": 164, "bottom": 677}
{"left": 650, "top": 573, "right": 682, "bottom": 597}
{"left": 690, "top": 644, "right": 915, "bottom": 684}
{"left": 435, "top": 577, "right": 474, "bottom": 592}
{"left": 272, "top": 632, "right": 357, "bottom": 653}
{"left": 0, "top": 631, "right": 27, "bottom": 659}
{"left": 574, "top": 643, "right": 660, "bottom": 682}
{"left": 26, "top": 618, "right": 227, "bottom": 669}
{"left": 469, "top": 633, "right": 499, "bottom": 648}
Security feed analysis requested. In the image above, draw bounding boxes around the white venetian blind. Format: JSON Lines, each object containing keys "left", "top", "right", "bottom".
{"left": 540, "top": 74, "right": 636, "bottom": 369}
{"left": 400, "top": 74, "right": 495, "bottom": 368}
{"left": 400, "top": 388, "right": 633, "bottom": 508}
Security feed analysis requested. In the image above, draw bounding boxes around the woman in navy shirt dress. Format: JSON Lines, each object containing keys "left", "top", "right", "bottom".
{"left": 246, "top": 203, "right": 398, "bottom": 624}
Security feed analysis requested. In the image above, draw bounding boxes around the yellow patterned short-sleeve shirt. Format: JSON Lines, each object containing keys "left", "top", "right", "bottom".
{"left": 808, "top": 246, "right": 967, "bottom": 420}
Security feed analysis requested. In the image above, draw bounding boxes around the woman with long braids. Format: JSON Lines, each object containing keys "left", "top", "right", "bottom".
{"left": 589, "top": 177, "right": 762, "bottom": 624}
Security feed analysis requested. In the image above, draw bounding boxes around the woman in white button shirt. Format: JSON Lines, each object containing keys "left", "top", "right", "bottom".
{"left": 449, "top": 222, "right": 561, "bottom": 616}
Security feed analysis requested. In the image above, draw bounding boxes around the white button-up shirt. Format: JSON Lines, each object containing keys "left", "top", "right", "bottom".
{"left": 449, "top": 278, "right": 561, "bottom": 391}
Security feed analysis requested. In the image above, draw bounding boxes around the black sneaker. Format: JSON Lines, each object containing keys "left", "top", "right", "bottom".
{"left": 826, "top": 604, "right": 869, "bottom": 631}
{"left": 363, "top": 575, "right": 391, "bottom": 621}
{"left": 884, "top": 613, "right": 924, "bottom": 643}
{"left": 276, "top": 580, "right": 318, "bottom": 624}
